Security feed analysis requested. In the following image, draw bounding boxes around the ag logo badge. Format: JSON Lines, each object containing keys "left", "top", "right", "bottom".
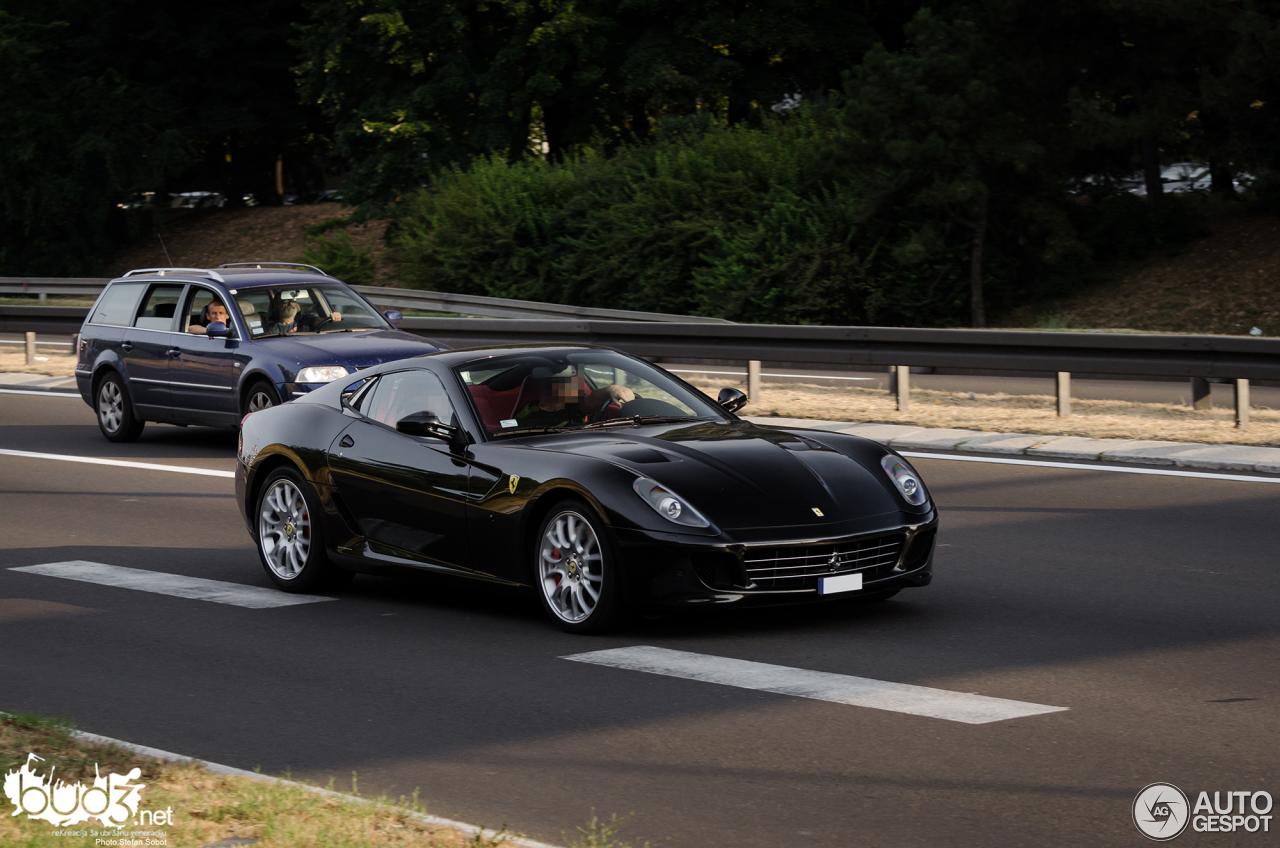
{"left": 1133, "top": 782, "right": 1189, "bottom": 841}
{"left": 508, "top": 475, "right": 520, "bottom": 495}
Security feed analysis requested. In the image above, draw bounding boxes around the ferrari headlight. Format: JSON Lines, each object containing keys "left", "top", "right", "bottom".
{"left": 881, "top": 455, "right": 928, "bottom": 506}
{"left": 296, "top": 365, "right": 350, "bottom": 383}
{"left": 632, "top": 477, "right": 711, "bottom": 528}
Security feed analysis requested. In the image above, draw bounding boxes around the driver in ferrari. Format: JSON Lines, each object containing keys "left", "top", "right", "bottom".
{"left": 515, "top": 370, "right": 635, "bottom": 429}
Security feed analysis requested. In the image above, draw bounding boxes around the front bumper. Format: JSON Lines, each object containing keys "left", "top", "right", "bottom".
{"left": 613, "top": 509, "right": 938, "bottom": 610}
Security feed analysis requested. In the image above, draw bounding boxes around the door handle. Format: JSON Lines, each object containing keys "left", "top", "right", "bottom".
{"left": 167, "top": 348, "right": 182, "bottom": 358}
{"left": 340, "top": 435, "right": 355, "bottom": 448}
{"left": 120, "top": 342, "right": 133, "bottom": 352}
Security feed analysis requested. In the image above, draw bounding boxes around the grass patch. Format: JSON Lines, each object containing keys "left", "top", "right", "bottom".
{"left": 683, "top": 376, "right": 1280, "bottom": 447}
{"left": 0, "top": 351, "right": 77, "bottom": 377}
{"left": 0, "top": 713, "right": 556, "bottom": 848}
{"left": 0, "top": 295, "right": 98, "bottom": 307}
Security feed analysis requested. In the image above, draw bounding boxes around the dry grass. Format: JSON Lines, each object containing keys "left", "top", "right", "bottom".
{"left": 684, "top": 376, "right": 1280, "bottom": 447}
{"left": 0, "top": 713, "right": 545, "bottom": 848}
{"left": 0, "top": 351, "right": 76, "bottom": 377}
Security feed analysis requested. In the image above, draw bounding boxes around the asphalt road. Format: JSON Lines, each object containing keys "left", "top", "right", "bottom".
{"left": 1, "top": 392, "right": 1277, "bottom": 847}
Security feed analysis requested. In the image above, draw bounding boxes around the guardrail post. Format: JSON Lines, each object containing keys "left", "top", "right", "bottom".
{"left": 1056, "top": 372, "right": 1071, "bottom": 417}
{"left": 1191, "top": 377, "right": 1212, "bottom": 410}
{"left": 1235, "top": 379, "right": 1250, "bottom": 428}
{"left": 747, "top": 360, "right": 762, "bottom": 401}
{"left": 895, "top": 366, "right": 910, "bottom": 411}
{"left": 25, "top": 332, "right": 36, "bottom": 365}
{"left": 37, "top": 292, "right": 47, "bottom": 304}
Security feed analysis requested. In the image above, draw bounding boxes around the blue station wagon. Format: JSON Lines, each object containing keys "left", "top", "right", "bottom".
{"left": 75, "top": 263, "right": 444, "bottom": 441}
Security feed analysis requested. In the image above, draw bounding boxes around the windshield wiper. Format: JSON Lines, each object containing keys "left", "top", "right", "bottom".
{"left": 496, "top": 426, "right": 572, "bottom": 436}
{"left": 580, "top": 415, "right": 706, "bottom": 430}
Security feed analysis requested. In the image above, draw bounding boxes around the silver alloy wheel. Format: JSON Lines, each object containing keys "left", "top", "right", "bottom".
{"left": 247, "top": 390, "right": 275, "bottom": 413}
{"left": 258, "top": 479, "right": 311, "bottom": 580}
{"left": 538, "top": 510, "right": 604, "bottom": 623}
{"left": 98, "top": 381, "right": 123, "bottom": 433}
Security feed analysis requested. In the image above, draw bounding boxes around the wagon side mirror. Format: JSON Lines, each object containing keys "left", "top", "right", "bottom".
{"left": 717, "top": 387, "right": 748, "bottom": 413}
{"left": 384, "top": 309, "right": 403, "bottom": 325}
{"left": 205, "top": 321, "right": 231, "bottom": 338}
{"left": 397, "top": 410, "right": 468, "bottom": 446}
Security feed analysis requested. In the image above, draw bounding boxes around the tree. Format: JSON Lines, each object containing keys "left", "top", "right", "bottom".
{"left": 294, "top": 0, "right": 878, "bottom": 211}
{"left": 834, "top": 7, "right": 1077, "bottom": 327}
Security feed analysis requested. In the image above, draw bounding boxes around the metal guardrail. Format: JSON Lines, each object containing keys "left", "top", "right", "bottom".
{"left": 0, "top": 277, "right": 731, "bottom": 323}
{"left": 4, "top": 304, "right": 1277, "bottom": 426}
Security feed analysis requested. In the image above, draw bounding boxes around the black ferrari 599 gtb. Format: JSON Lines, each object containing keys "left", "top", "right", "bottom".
{"left": 235, "top": 344, "right": 938, "bottom": 632}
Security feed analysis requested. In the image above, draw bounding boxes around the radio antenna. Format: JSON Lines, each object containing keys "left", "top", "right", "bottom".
{"left": 156, "top": 232, "right": 174, "bottom": 266}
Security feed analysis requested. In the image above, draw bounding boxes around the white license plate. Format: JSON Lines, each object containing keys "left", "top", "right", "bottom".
{"left": 818, "top": 572, "right": 863, "bottom": 595}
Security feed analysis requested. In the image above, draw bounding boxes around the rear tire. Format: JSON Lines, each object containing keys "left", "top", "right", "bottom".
{"left": 96, "top": 372, "right": 145, "bottom": 443}
{"left": 255, "top": 466, "right": 350, "bottom": 593}
{"left": 534, "top": 499, "right": 624, "bottom": 633}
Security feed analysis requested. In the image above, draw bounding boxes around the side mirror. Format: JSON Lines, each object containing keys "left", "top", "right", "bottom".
{"left": 384, "top": 309, "right": 403, "bottom": 325}
{"left": 717, "top": 387, "right": 748, "bottom": 413}
{"left": 397, "top": 410, "right": 467, "bottom": 446}
{"left": 205, "top": 321, "right": 231, "bottom": 338}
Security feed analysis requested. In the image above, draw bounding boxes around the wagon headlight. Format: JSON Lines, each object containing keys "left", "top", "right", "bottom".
{"left": 881, "top": 455, "right": 928, "bottom": 505}
{"left": 633, "top": 477, "right": 711, "bottom": 528}
{"left": 296, "top": 365, "right": 350, "bottom": 383}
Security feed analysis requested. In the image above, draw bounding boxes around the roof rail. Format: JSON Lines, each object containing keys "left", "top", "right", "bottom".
{"left": 216, "top": 262, "right": 328, "bottom": 276}
{"left": 122, "top": 267, "right": 226, "bottom": 283}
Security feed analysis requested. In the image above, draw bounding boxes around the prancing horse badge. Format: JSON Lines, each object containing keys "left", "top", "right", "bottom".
{"left": 812, "top": 507, "right": 824, "bottom": 516}
{"left": 508, "top": 475, "right": 520, "bottom": 495}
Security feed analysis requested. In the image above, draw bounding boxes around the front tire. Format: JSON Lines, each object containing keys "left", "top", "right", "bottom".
{"left": 255, "top": 466, "right": 351, "bottom": 593}
{"left": 96, "top": 372, "right": 145, "bottom": 442}
{"left": 243, "top": 380, "right": 281, "bottom": 416}
{"left": 534, "top": 499, "right": 624, "bottom": 633}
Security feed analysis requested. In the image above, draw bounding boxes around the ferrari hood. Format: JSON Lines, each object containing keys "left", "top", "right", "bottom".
{"left": 538, "top": 421, "right": 902, "bottom": 529}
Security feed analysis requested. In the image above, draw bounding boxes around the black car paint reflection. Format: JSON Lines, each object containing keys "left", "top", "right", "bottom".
{"left": 235, "top": 345, "right": 938, "bottom": 613}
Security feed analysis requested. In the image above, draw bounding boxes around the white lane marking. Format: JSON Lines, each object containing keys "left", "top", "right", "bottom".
{"left": 899, "top": 451, "right": 1280, "bottom": 484}
{"left": 9, "top": 561, "right": 332, "bottom": 609}
{"left": 0, "top": 388, "right": 81, "bottom": 398}
{"left": 668, "top": 368, "right": 874, "bottom": 381}
{"left": 0, "top": 448, "right": 235, "bottom": 478}
{"left": 563, "top": 646, "right": 1066, "bottom": 724}
{"left": 0, "top": 339, "right": 72, "bottom": 346}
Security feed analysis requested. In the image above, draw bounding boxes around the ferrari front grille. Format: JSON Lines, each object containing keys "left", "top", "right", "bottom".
{"left": 743, "top": 532, "right": 906, "bottom": 590}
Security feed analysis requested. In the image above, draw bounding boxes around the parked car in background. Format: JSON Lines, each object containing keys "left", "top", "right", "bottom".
{"left": 75, "top": 262, "right": 443, "bottom": 442}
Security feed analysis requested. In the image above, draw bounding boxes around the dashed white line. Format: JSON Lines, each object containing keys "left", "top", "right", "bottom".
{"left": 0, "top": 448, "right": 234, "bottom": 478}
{"left": 563, "top": 646, "right": 1067, "bottom": 724}
{"left": 0, "top": 388, "right": 81, "bottom": 397}
{"left": 9, "top": 561, "right": 331, "bottom": 608}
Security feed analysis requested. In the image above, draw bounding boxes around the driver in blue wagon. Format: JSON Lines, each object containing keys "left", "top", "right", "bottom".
{"left": 514, "top": 366, "right": 634, "bottom": 429}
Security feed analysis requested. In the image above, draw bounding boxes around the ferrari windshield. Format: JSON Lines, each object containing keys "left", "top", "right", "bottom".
{"left": 456, "top": 350, "right": 724, "bottom": 436}
{"left": 234, "top": 284, "right": 389, "bottom": 338}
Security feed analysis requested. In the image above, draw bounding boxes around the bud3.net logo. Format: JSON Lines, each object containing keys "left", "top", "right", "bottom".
{"left": 3, "top": 753, "right": 164, "bottom": 828}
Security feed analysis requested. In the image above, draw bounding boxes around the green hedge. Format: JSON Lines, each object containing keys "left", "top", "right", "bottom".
{"left": 392, "top": 113, "right": 1203, "bottom": 326}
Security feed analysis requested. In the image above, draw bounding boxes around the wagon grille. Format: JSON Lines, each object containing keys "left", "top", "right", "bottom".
{"left": 743, "top": 533, "right": 906, "bottom": 590}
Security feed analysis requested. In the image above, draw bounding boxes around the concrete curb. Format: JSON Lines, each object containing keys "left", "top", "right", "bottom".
{"left": 745, "top": 417, "right": 1280, "bottom": 475}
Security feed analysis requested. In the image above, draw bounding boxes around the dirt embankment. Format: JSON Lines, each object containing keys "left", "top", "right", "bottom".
{"left": 107, "top": 205, "right": 396, "bottom": 283}
{"left": 998, "top": 214, "right": 1280, "bottom": 335}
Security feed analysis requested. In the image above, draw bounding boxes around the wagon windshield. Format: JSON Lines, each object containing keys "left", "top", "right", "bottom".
{"left": 234, "top": 284, "right": 389, "bottom": 338}
{"left": 455, "top": 350, "right": 724, "bottom": 437}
